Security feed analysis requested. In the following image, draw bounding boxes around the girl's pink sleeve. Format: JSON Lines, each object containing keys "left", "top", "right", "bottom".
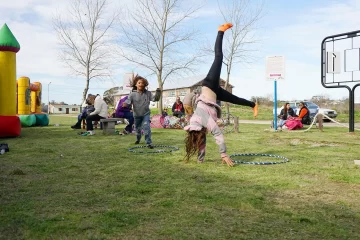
{"left": 206, "top": 117, "right": 227, "bottom": 157}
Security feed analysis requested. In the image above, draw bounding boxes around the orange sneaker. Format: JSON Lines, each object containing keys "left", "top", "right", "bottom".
{"left": 253, "top": 103, "right": 258, "bottom": 118}
{"left": 218, "top": 23, "right": 233, "bottom": 32}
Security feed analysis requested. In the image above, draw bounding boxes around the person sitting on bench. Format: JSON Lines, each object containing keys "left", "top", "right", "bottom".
{"left": 115, "top": 95, "right": 134, "bottom": 134}
{"left": 71, "top": 96, "right": 95, "bottom": 129}
{"left": 82, "top": 94, "right": 108, "bottom": 136}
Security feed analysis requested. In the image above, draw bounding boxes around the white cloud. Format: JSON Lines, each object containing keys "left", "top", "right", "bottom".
{"left": 229, "top": 59, "right": 351, "bottom": 101}
{"left": 228, "top": 0, "right": 360, "bottom": 102}
{"left": 1, "top": 0, "right": 360, "bottom": 104}
{"left": 0, "top": 0, "right": 125, "bottom": 103}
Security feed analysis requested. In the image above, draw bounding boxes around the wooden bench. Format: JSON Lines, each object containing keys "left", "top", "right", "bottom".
{"left": 100, "top": 118, "right": 123, "bottom": 134}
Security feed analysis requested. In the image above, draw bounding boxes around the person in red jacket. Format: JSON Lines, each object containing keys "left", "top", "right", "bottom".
{"left": 296, "top": 102, "right": 311, "bottom": 125}
{"left": 172, "top": 97, "right": 185, "bottom": 118}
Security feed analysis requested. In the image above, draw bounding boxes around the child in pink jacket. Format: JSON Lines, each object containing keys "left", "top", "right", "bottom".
{"left": 184, "top": 23, "right": 258, "bottom": 167}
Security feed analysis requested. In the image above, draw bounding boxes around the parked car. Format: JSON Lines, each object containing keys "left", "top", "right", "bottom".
{"left": 318, "top": 108, "right": 338, "bottom": 121}
{"left": 276, "top": 101, "right": 337, "bottom": 121}
{"left": 276, "top": 101, "right": 318, "bottom": 117}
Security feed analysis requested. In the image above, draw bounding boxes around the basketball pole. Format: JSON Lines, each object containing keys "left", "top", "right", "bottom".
{"left": 274, "top": 80, "right": 277, "bottom": 130}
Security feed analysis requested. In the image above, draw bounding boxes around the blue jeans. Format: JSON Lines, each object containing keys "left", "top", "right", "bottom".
{"left": 274, "top": 119, "right": 287, "bottom": 128}
{"left": 134, "top": 114, "right": 152, "bottom": 144}
{"left": 123, "top": 111, "right": 134, "bottom": 133}
{"left": 74, "top": 114, "right": 85, "bottom": 127}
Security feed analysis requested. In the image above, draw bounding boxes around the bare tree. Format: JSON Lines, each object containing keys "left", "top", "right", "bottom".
{"left": 212, "top": 0, "right": 264, "bottom": 117}
{"left": 53, "top": 0, "right": 117, "bottom": 102}
{"left": 117, "top": 0, "right": 203, "bottom": 111}
{"left": 219, "top": 0, "right": 264, "bottom": 85}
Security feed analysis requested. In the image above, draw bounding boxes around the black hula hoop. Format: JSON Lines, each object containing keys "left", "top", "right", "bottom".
{"left": 229, "top": 153, "right": 289, "bottom": 165}
{"left": 128, "top": 145, "right": 179, "bottom": 154}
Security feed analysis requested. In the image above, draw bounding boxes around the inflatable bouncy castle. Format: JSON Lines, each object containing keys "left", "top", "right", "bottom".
{"left": 0, "top": 24, "right": 49, "bottom": 138}
{"left": 0, "top": 23, "right": 21, "bottom": 137}
{"left": 16, "top": 76, "right": 49, "bottom": 127}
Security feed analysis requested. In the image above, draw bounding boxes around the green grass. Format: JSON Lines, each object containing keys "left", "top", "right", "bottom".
{"left": 1, "top": 116, "right": 360, "bottom": 239}
{"left": 152, "top": 105, "right": 360, "bottom": 122}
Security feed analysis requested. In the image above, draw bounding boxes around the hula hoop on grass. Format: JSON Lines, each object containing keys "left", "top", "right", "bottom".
{"left": 229, "top": 153, "right": 289, "bottom": 165}
{"left": 128, "top": 145, "right": 179, "bottom": 154}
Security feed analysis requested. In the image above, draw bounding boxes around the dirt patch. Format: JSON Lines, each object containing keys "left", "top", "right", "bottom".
{"left": 271, "top": 181, "right": 360, "bottom": 209}
{"left": 288, "top": 139, "right": 342, "bottom": 147}
{"left": 289, "top": 139, "right": 301, "bottom": 145}
{"left": 266, "top": 139, "right": 285, "bottom": 145}
{"left": 9, "top": 168, "right": 26, "bottom": 175}
{"left": 303, "top": 141, "right": 343, "bottom": 147}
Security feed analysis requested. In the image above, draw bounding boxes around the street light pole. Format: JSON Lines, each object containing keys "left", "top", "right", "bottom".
{"left": 48, "top": 82, "right": 52, "bottom": 114}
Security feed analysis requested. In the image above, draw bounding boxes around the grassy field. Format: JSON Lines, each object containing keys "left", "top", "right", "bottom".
{"left": 152, "top": 105, "right": 360, "bottom": 122}
{"left": 1, "top": 116, "right": 359, "bottom": 239}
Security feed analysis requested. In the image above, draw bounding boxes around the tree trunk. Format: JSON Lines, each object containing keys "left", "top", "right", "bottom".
{"left": 157, "top": 74, "right": 163, "bottom": 114}
{"left": 224, "top": 68, "right": 231, "bottom": 121}
{"left": 234, "top": 116, "right": 239, "bottom": 133}
{"left": 82, "top": 79, "right": 90, "bottom": 103}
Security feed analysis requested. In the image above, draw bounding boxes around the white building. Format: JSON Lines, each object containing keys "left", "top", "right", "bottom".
{"left": 49, "top": 104, "right": 81, "bottom": 114}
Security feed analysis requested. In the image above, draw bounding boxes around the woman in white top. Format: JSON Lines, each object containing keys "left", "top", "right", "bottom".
{"left": 84, "top": 94, "right": 108, "bottom": 135}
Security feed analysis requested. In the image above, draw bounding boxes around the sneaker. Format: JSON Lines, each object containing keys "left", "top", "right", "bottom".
{"left": 0, "top": 143, "right": 9, "bottom": 152}
{"left": 71, "top": 125, "right": 81, "bottom": 129}
{"left": 253, "top": 103, "right": 258, "bottom": 118}
{"left": 135, "top": 140, "right": 140, "bottom": 144}
{"left": 115, "top": 130, "right": 124, "bottom": 135}
{"left": 147, "top": 144, "right": 154, "bottom": 149}
{"left": 81, "top": 131, "right": 94, "bottom": 136}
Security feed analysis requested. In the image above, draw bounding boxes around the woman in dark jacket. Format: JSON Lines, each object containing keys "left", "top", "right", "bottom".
{"left": 71, "top": 97, "right": 95, "bottom": 129}
{"left": 278, "top": 102, "right": 296, "bottom": 128}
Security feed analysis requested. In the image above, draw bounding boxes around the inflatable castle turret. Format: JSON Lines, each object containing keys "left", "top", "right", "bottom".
{"left": 0, "top": 23, "right": 21, "bottom": 137}
{"left": 17, "top": 77, "right": 49, "bottom": 127}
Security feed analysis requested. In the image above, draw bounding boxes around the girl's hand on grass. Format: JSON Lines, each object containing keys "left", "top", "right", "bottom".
{"left": 222, "top": 156, "right": 234, "bottom": 167}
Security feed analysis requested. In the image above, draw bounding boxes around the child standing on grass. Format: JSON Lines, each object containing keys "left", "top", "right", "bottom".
{"left": 123, "top": 75, "right": 161, "bottom": 149}
{"left": 184, "top": 23, "right": 258, "bottom": 166}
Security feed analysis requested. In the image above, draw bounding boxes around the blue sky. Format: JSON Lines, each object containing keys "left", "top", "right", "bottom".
{"left": 1, "top": 0, "right": 360, "bottom": 105}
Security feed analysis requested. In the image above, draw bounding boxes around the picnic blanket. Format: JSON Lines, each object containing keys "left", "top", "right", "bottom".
{"left": 285, "top": 117, "right": 303, "bottom": 130}
{"left": 150, "top": 114, "right": 188, "bottom": 129}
